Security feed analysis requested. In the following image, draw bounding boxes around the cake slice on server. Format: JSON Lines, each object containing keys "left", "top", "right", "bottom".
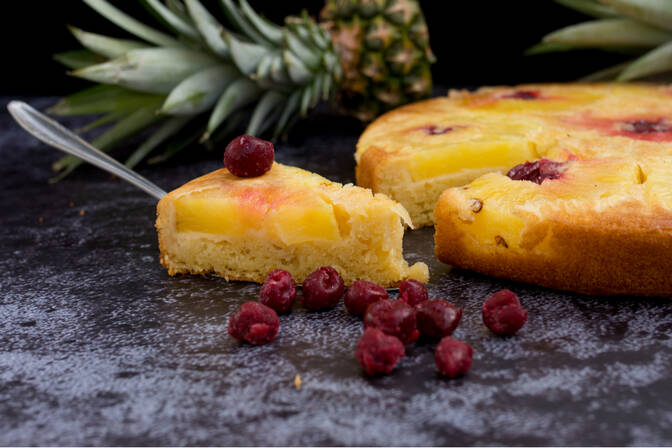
{"left": 156, "top": 163, "right": 428, "bottom": 287}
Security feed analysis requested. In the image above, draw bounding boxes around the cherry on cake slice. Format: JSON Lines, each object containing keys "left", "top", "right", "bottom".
{"left": 434, "top": 156, "right": 672, "bottom": 296}
{"left": 156, "top": 163, "right": 428, "bottom": 287}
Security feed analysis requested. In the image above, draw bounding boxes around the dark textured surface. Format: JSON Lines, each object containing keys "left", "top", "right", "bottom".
{"left": 2, "top": 97, "right": 672, "bottom": 446}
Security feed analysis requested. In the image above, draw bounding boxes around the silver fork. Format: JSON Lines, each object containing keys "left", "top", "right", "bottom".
{"left": 7, "top": 101, "right": 167, "bottom": 201}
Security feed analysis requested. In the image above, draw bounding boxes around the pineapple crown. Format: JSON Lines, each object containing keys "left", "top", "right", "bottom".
{"left": 48, "top": 0, "right": 434, "bottom": 180}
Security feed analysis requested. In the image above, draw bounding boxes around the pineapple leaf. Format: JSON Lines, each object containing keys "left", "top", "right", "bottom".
{"left": 553, "top": 0, "right": 621, "bottom": 18}
{"left": 75, "top": 110, "right": 127, "bottom": 133}
{"left": 525, "top": 42, "right": 578, "bottom": 55}
{"left": 48, "top": 85, "right": 165, "bottom": 116}
{"left": 148, "top": 125, "right": 205, "bottom": 164}
{"left": 300, "top": 85, "right": 312, "bottom": 116}
{"left": 580, "top": 60, "right": 633, "bottom": 80}
{"left": 206, "top": 78, "right": 261, "bottom": 138}
{"left": 82, "top": 0, "right": 182, "bottom": 47}
{"left": 71, "top": 47, "right": 219, "bottom": 94}
{"left": 68, "top": 26, "right": 148, "bottom": 58}
{"left": 602, "top": 0, "right": 672, "bottom": 32}
{"left": 239, "top": 0, "right": 284, "bottom": 45}
{"left": 270, "top": 54, "right": 292, "bottom": 84}
{"left": 223, "top": 31, "right": 270, "bottom": 75}
{"left": 162, "top": 65, "right": 239, "bottom": 115}
{"left": 619, "top": 40, "right": 672, "bottom": 80}
{"left": 273, "top": 90, "right": 301, "bottom": 139}
{"left": 543, "top": 18, "right": 672, "bottom": 47}
{"left": 51, "top": 106, "right": 163, "bottom": 180}
{"left": 125, "top": 116, "right": 192, "bottom": 168}
{"left": 246, "top": 91, "right": 285, "bottom": 135}
{"left": 284, "top": 50, "right": 314, "bottom": 84}
{"left": 285, "top": 29, "right": 322, "bottom": 70}
{"left": 165, "top": 0, "right": 192, "bottom": 24}
{"left": 53, "top": 50, "right": 107, "bottom": 70}
{"left": 140, "top": 0, "right": 200, "bottom": 41}
{"left": 219, "top": 0, "right": 269, "bottom": 46}
{"left": 184, "top": 0, "right": 231, "bottom": 58}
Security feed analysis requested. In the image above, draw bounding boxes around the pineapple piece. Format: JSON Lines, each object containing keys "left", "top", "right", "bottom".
{"left": 156, "top": 163, "right": 428, "bottom": 286}
{"left": 434, "top": 157, "right": 672, "bottom": 296}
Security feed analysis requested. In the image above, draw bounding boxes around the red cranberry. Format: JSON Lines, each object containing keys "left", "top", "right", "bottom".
{"left": 435, "top": 337, "right": 473, "bottom": 378}
{"left": 363, "top": 300, "right": 419, "bottom": 344}
{"left": 259, "top": 269, "right": 297, "bottom": 314}
{"left": 416, "top": 299, "right": 462, "bottom": 339}
{"left": 301, "top": 266, "right": 345, "bottom": 311}
{"left": 398, "top": 279, "right": 428, "bottom": 307}
{"left": 502, "top": 90, "right": 540, "bottom": 100}
{"left": 507, "top": 158, "right": 564, "bottom": 184}
{"left": 228, "top": 301, "right": 279, "bottom": 345}
{"left": 620, "top": 119, "right": 671, "bottom": 134}
{"left": 344, "top": 280, "right": 389, "bottom": 317}
{"left": 223, "top": 134, "right": 274, "bottom": 178}
{"left": 355, "top": 328, "right": 405, "bottom": 376}
{"left": 482, "top": 289, "right": 528, "bottom": 336}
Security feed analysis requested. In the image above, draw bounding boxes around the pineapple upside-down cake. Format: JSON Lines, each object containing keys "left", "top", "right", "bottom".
{"left": 357, "top": 83, "right": 672, "bottom": 296}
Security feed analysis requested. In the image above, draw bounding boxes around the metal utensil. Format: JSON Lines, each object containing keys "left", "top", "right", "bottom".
{"left": 7, "top": 101, "right": 167, "bottom": 200}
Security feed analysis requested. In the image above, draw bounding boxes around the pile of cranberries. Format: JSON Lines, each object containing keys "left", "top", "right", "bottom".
{"left": 228, "top": 266, "right": 528, "bottom": 379}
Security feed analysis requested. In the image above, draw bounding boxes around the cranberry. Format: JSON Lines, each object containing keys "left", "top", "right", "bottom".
{"left": 506, "top": 158, "right": 564, "bottom": 184}
{"left": 398, "top": 279, "right": 428, "bottom": 307}
{"left": 435, "top": 337, "right": 473, "bottom": 378}
{"left": 416, "top": 299, "right": 462, "bottom": 339}
{"left": 482, "top": 289, "right": 528, "bottom": 336}
{"left": 228, "top": 301, "right": 279, "bottom": 345}
{"left": 259, "top": 269, "right": 297, "bottom": 314}
{"left": 363, "top": 300, "right": 419, "bottom": 344}
{"left": 355, "top": 328, "right": 405, "bottom": 376}
{"left": 301, "top": 266, "right": 345, "bottom": 311}
{"left": 620, "top": 119, "right": 671, "bottom": 134}
{"left": 223, "top": 134, "right": 274, "bottom": 177}
{"left": 344, "top": 280, "right": 389, "bottom": 317}
{"left": 502, "top": 90, "right": 540, "bottom": 100}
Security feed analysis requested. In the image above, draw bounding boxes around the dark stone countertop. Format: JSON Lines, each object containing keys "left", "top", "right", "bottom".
{"left": 1, "top": 96, "right": 672, "bottom": 446}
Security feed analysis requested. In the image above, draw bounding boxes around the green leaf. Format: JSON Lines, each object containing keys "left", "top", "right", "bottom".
{"left": 223, "top": 31, "right": 270, "bottom": 75}
{"left": 246, "top": 91, "right": 284, "bottom": 135}
{"left": 284, "top": 50, "right": 313, "bottom": 84}
{"left": 140, "top": 0, "right": 200, "bottom": 40}
{"left": 51, "top": 106, "right": 163, "bottom": 181}
{"left": 48, "top": 85, "right": 165, "bottom": 116}
{"left": 206, "top": 78, "right": 261, "bottom": 138}
{"left": 602, "top": 0, "right": 672, "bottom": 32}
{"left": 125, "top": 116, "right": 192, "bottom": 168}
{"left": 72, "top": 47, "right": 219, "bottom": 94}
{"left": 219, "top": 0, "right": 269, "bottom": 45}
{"left": 184, "top": 0, "right": 230, "bottom": 58}
{"left": 273, "top": 90, "right": 301, "bottom": 139}
{"left": 284, "top": 29, "right": 321, "bottom": 70}
{"left": 580, "top": 60, "right": 633, "bottom": 80}
{"left": 75, "top": 110, "right": 127, "bottom": 133}
{"left": 162, "top": 65, "right": 239, "bottom": 115}
{"left": 239, "top": 0, "right": 284, "bottom": 45}
{"left": 53, "top": 50, "right": 107, "bottom": 69}
{"left": 68, "top": 26, "right": 148, "bottom": 58}
{"left": 554, "top": 0, "right": 621, "bottom": 18}
{"left": 543, "top": 19, "right": 672, "bottom": 47}
{"left": 619, "top": 40, "right": 672, "bottom": 79}
{"left": 82, "top": 0, "right": 182, "bottom": 47}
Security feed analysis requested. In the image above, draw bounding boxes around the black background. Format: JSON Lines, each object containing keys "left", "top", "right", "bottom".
{"left": 3, "top": 0, "right": 627, "bottom": 95}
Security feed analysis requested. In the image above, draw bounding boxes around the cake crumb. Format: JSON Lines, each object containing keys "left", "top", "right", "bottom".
{"left": 79, "top": 209, "right": 86, "bottom": 216}
{"left": 38, "top": 217, "right": 44, "bottom": 223}
{"left": 294, "top": 374, "right": 302, "bottom": 389}
{"left": 69, "top": 201, "right": 74, "bottom": 207}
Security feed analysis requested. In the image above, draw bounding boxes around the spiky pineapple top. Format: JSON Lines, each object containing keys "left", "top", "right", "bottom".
{"left": 49, "top": 0, "right": 434, "bottom": 180}
{"left": 531, "top": 0, "right": 672, "bottom": 81}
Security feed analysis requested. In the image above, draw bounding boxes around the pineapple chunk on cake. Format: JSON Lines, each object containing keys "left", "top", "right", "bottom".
{"left": 434, "top": 156, "right": 672, "bottom": 296}
{"left": 156, "top": 163, "right": 428, "bottom": 287}
{"left": 357, "top": 83, "right": 672, "bottom": 227}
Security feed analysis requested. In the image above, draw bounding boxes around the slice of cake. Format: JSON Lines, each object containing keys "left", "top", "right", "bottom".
{"left": 156, "top": 163, "right": 428, "bottom": 286}
{"left": 356, "top": 83, "right": 672, "bottom": 227}
{"left": 434, "top": 156, "right": 672, "bottom": 296}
